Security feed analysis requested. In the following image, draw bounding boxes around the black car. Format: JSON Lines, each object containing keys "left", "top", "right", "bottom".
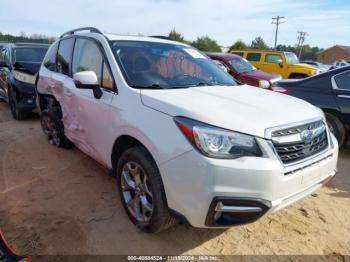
{"left": 0, "top": 43, "right": 49, "bottom": 119}
{"left": 276, "top": 66, "right": 350, "bottom": 147}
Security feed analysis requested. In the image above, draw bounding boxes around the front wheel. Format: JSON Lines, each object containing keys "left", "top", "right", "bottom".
{"left": 325, "top": 113, "right": 346, "bottom": 148}
{"left": 8, "top": 89, "right": 26, "bottom": 120}
{"left": 116, "top": 147, "right": 176, "bottom": 233}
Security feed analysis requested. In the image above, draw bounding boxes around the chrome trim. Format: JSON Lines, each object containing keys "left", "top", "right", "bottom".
{"left": 331, "top": 69, "right": 350, "bottom": 91}
{"left": 215, "top": 202, "right": 262, "bottom": 213}
{"left": 272, "top": 133, "right": 302, "bottom": 144}
{"left": 264, "top": 117, "right": 323, "bottom": 139}
{"left": 338, "top": 95, "right": 350, "bottom": 99}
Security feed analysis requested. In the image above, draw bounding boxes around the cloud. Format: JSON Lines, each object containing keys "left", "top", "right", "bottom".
{"left": 0, "top": 0, "right": 349, "bottom": 48}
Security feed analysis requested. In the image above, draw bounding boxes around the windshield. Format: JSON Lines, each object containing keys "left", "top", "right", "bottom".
{"left": 109, "top": 41, "right": 236, "bottom": 89}
{"left": 14, "top": 47, "right": 48, "bottom": 63}
{"left": 285, "top": 52, "right": 299, "bottom": 64}
{"left": 228, "top": 57, "right": 256, "bottom": 73}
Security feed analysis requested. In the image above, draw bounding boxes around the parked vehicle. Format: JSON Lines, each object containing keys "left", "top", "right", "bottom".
{"left": 36, "top": 28, "right": 338, "bottom": 233}
{"left": 230, "top": 50, "right": 319, "bottom": 79}
{"left": 275, "top": 66, "right": 350, "bottom": 147}
{"left": 0, "top": 43, "right": 49, "bottom": 119}
{"left": 330, "top": 60, "right": 350, "bottom": 70}
{"left": 300, "top": 60, "right": 331, "bottom": 72}
{"left": 206, "top": 52, "right": 285, "bottom": 93}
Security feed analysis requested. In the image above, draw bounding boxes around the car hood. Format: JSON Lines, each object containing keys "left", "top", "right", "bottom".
{"left": 291, "top": 63, "right": 317, "bottom": 71}
{"left": 13, "top": 62, "right": 41, "bottom": 75}
{"left": 240, "top": 70, "right": 281, "bottom": 82}
{"left": 141, "top": 85, "right": 322, "bottom": 138}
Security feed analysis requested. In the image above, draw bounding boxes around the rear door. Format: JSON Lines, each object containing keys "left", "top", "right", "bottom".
{"left": 332, "top": 70, "right": 350, "bottom": 121}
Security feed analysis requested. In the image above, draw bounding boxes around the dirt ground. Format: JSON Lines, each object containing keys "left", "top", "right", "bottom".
{"left": 0, "top": 102, "right": 350, "bottom": 258}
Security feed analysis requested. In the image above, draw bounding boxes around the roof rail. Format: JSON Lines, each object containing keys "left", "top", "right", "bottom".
{"left": 60, "top": 27, "right": 103, "bottom": 39}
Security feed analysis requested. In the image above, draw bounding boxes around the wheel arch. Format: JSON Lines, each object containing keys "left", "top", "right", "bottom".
{"left": 288, "top": 72, "right": 308, "bottom": 79}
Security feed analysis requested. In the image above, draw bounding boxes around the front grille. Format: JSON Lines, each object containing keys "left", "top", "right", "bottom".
{"left": 271, "top": 120, "right": 328, "bottom": 165}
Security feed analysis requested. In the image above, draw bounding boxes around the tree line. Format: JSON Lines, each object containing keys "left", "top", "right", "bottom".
{"left": 0, "top": 30, "right": 323, "bottom": 61}
{"left": 0, "top": 31, "right": 56, "bottom": 44}
{"left": 168, "top": 29, "right": 323, "bottom": 61}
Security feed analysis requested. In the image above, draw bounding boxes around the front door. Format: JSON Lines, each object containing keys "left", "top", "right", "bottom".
{"left": 260, "top": 53, "right": 286, "bottom": 78}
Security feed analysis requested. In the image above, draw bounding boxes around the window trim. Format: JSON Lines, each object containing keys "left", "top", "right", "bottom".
{"left": 70, "top": 35, "right": 117, "bottom": 94}
{"left": 331, "top": 69, "right": 350, "bottom": 92}
{"left": 56, "top": 36, "right": 76, "bottom": 77}
{"left": 44, "top": 41, "right": 59, "bottom": 72}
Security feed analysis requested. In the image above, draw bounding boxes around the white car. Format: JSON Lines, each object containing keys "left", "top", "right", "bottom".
{"left": 36, "top": 28, "right": 338, "bottom": 233}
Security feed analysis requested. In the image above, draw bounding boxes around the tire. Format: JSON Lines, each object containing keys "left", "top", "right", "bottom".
{"left": 40, "top": 107, "right": 74, "bottom": 149}
{"left": 325, "top": 113, "right": 346, "bottom": 148}
{"left": 289, "top": 74, "right": 308, "bottom": 79}
{"left": 116, "top": 147, "right": 176, "bottom": 233}
{"left": 8, "top": 89, "right": 26, "bottom": 120}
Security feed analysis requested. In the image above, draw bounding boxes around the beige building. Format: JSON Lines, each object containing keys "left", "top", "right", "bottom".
{"left": 317, "top": 45, "right": 350, "bottom": 64}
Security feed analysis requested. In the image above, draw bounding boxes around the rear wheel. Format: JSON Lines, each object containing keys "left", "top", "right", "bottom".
{"left": 40, "top": 107, "right": 74, "bottom": 148}
{"left": 116, "top": 147, "right": 176, "bottom": 233}
{"left": 8, "top": 89, "right": 26, "bottom": 120}
{"left": 325, "top": 113, "right": 346, "bottom": 148}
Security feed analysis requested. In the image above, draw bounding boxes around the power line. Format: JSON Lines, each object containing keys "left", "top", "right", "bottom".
{"left": 297, "top": 31, "right": 308, "bottom": 58}
{"left": 272, "top": 16, "right": 285, "bottom": 49}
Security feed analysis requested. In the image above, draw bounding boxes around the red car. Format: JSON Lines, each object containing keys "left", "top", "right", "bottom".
{"left": 206, "top": 52, "right": 287, "bottom": 93}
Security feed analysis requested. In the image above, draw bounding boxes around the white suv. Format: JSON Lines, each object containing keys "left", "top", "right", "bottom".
{"left": 36, "top": 28, "right": 338, "bottom": 233}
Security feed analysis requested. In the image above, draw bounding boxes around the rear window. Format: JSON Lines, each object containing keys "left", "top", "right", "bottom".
{"left": 57, "top": 38, "right": 75, "bottom": 76}
{"left": 246, "top": 53, "right": 261, "bottom": 62}
{"left": 14, "top": 47, "right": 48, "bottom": 63}
{"left": 335, "top": 71, "right": 350, "bottom": 90}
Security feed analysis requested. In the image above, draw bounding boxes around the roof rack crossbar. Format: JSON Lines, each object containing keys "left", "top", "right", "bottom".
{"left": 60, "top": 27, "right": 103, "bottom": 39}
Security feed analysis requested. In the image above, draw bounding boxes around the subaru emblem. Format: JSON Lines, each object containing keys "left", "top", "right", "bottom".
{"left": 301, "top": 130, "right": 313, "bottom": 143}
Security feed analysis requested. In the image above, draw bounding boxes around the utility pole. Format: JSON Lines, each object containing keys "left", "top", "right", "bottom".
{"left": 297, "top": 31, "right": 308, "bottom": 59}
{"left": 272, "top": 16, "right": 285, "bottom": 49}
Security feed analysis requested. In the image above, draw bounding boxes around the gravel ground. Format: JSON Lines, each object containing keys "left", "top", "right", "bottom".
{"left": 0, "top": 102, "right": 349, "bottom": 259}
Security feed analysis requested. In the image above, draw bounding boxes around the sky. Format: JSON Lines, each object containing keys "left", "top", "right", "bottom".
{"left": 0, "top": 0, "right": 349, "bottom": 48}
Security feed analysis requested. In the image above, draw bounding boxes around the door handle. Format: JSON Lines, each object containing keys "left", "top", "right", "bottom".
{"left": 337, "top": 95, "right": 350, "bottom": 99}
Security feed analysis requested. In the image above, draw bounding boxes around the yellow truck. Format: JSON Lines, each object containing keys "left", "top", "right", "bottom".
{"left": 230, "top": 50, "right": 319, "bottom": 79}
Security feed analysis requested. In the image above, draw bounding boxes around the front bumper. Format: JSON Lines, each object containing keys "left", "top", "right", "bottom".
{"left": 159, "top": 133, "right": 338, "bottom": 228}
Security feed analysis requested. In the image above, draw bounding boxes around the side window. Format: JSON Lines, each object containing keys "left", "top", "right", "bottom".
{"left": 43, "top": 42, "right": 59, "bottom": 72}
{"left": 265, "top": 54, "right": 282, "bottom": 63}
{"left": 232, "top": 52, "right": 243, "bottom": 57}
{"left": 246, "top": 53, "right": 261, "bottom": 62}
{"left": 335, "top": 71, "right": 350, "bottom": 91}
{"left": 57, "top": 38, "right": 75, "bottom": 76}
{"left": 72, "top": 38, "right": 103, "bottom": 85}
{"left": 102, "top": 62, "right": 114, "bottom": 89}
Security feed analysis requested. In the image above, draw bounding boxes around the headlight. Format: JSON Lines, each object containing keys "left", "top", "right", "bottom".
{"left": 13, "top": 70, "right": 36, "bottom": 85}
{"left": 311, "top": 69, "right": 320, "bottom": 76}
{"left": 174, "top": 117, "right": 262, "bottom": 159}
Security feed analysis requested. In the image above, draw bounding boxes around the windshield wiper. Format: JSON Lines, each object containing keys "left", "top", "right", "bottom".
{"left": 132, "top": 84, "right": 168, "bottom": 89}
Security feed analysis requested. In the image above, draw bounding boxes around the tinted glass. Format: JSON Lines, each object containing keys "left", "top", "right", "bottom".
{"left": 72, "top": 38, "right": 103, "bottom": 84}
{"left": 43, "top": 42, "right": 58, "bottom": 71}
{"left": 14, "top": 47, "right": 48, "bottom": 63}
{"left": 246, "top": 53, "right": 261, "bottom": 62}
{"left": 335, "top": 71, "right": 350, "bottom": 90}
{"left": 57, "top": 38, "right": 75, "bottom": 75}
{"left": 110, "top": 41, "right": 236, "bottom": 89}
{"left": 229, "top": 57, "right": 256, "bottom": 73}
{"left": 303, "top": 74, "right": 332, "bottom": 90}
{"left": 265, "top": 54, "right": 282, "bottom": 63}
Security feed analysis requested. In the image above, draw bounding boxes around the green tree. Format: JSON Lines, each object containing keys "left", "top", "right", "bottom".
{"left": 228, "top": 40, "right": 248, "bottom": 52}
{"left": 191, "top": 35, "right": 221, "bottom": 52}
{"left": 168, "top": 29, "right": 186, "bottom": 43}
{"left": 250, "top": 37, "right": 269, "bottom": 50}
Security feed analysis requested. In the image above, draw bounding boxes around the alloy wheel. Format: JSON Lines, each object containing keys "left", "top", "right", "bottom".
{"left": 121, "top": 161, "right": 153, "bottom": 222}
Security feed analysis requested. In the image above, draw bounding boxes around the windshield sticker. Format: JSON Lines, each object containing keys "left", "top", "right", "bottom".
{"left": 183, "top": 49, "right": 206, "bottom": 59}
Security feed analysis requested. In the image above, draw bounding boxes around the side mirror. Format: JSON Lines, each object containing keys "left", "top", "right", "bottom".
{"left": 73, "top": 71, "right": 103, "bottom": 99}
{"left": 277, "top": 59, "right": 284, "bottom": 68}
{"left": 259, "top": 80, "right": 271, "bottom": 89}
